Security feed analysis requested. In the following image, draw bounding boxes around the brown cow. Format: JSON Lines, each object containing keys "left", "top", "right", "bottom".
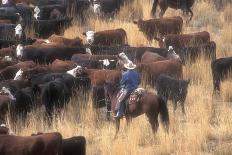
{"left": 0, "top": 79, "right": 31, "bottom": 90}
{"left": 0, "top": 46, "right": 16, "bottom": 58}
{"left": 0, "top": 60, "right": 17, "bottom": 70}
{"left": 67, "top": 67, "right": 121, "bottom": 86}
{"left": 48, "top": 34, "right": 83, "bottom": 47}
{"left": 0, "top": 96, "right": 11, "bottom": 124}
{"left": 141, "top": 51, "right": 166, "bottom": 63}
{"left": 158, "top": 31, "right": 210, "bottom": 49}
{"left": 82, "top": 28, "right": 128, "bottom": 46}
{"left": 0, "top": 132, "right": 63, "bottom": 155}
{"left": 49, "top": 59, "right": 77, "bottom": 73}
{"left": 0, "top": 61, "right": 36, "bottom": 81}
{"left": 133, "top": 16, "right": 183, "bottom": 41}
{"left": 86, "top": 69, "right": 121, "bottom": 86}
{"left": 0, "top": 19, "right": 13, "bottom": 24}
{"left": 151, "top": 0, "right": 195, "bottom": 21}
{"left": 137, "top": 59, "right": 183, "bottom": 84}
{"left": 0, "top": 124, "right": 10, "bottom": 135}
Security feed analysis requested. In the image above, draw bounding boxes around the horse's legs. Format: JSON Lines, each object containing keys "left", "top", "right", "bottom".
{"left": 187, "top": 8, "right": 193, "bottom": 21}
{"left": 159, "top": 7, "right": 167, "bottom": 17}
{"left": 146, "top": 113, "right": 159, "bottom": 134}
{"left": 173, "top": 101, "right": 177, "bottom": 114}
{"left": 114, "top": 118, "right": 120, "bottom": 139}
{"left": 125, "top": 116, "right": 132, "bottom": 126}
{"left": 181, "top": 101, "right": 186, "bottom": 115}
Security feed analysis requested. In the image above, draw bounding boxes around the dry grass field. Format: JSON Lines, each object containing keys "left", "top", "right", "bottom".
{"left": 6, "top": 0, "right": 232, "bottom": 154}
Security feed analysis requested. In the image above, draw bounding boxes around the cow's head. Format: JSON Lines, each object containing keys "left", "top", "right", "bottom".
{"left": 67, "top": 65, "right": 84, "bottom": 77}
{"left": 167, "top": 46, "right": 181, "bottom": 62}
{"left": 0, "top": 87, "right": 16, "bottom": 101}
{"left": 2, "top": 0, "right": 8, "bottom": 5}
{"left": 44, "top": 39, "right": 51, "bottom": 43}
{"left": 16, "top": 44, "right": 23, "bottom": 58}
{"left": 133, "top": 19, "right": 144, "bottom": 31}
{"left": 15, "top": 24, "right": 23, "bottom": 38}
{"left": 157, "top": 36, "right": 166, "bottom": 48}
{"left": 93, "top": 0, "right": 101, "bottom": 15}
{"left": 85, "top": 48, "right": 92, "bottom": 55}
{"left": 14, "top": 69, "right": 24, "bottom": 80}
{"left": 34, "top": 6, "right": 40, "bottom": 20}
{"left": 0, "top": 124, "right": 14, "bottom": 135}
{"left": 82, "top": 31, "right": 95, "bottom": 44}
{"left": 3, "top": 56, "right": 13, "bottom": 61}
{"left": 99, "top": 59, "right": 116, "bottom": 69}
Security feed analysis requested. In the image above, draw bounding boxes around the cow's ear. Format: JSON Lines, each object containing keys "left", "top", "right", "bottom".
{"left": 133, "top": 21, "right": 138, "bottom": 24}
{"left": 82, "top": 32, "right": 86, "bottom": 36}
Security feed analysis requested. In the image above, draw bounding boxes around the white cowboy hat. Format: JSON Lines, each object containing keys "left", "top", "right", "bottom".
{"left": 124, "top": 62, "right": 136, "bottom": 70}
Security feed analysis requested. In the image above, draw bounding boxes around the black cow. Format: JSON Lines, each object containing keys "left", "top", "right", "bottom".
{"left": 17, "top": 45, "right": 85, "bottom": 64}
{"left": 91, "top": 0, "right": 124, "bottom": 17}
{"left": 30, "top": 72, "right": 90, "bottom": 92}
{"left": 88, "top": 45, "right": 169, "bottom": 62}
{"left": 0, "top": 86, "right": 37, "bottom": 122}
{"left": 211, "top": 57, "right": 232, "bottom": 93}
{"left": 33, "top": 17, "right": 73, "bottom": 38}
{"left": 37, "top": 0, "right": 65, "bottom": 6}
{"left": 155, "top": 74, "right": 190, "bottom": 114}
{"left": 40, "top": 79, "right": 71, "bottom": 121}
{"left": 177, "top": 41, "right": 216, "bottom": 64}
{"left": 63, "top": 136, "right": 86, "bottom": 155}
{"left": 71, "top": 56, "right": 117, "bottom": 69}
{"left": 0, "top": 7, "right": 20, "bottom": 23}
{"left": 0, "top": 23, "right": 26, "bottom": 47}
{"left": 34, "top": 5, "right": 66, "bottom": 20}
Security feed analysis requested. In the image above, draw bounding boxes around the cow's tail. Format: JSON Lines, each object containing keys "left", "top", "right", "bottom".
{"left": 151, "top": 0, "right": 158, "bottom": 17}
{"left": 124, "top": 29, "right": 128, "bottom": 45}
{"left": 158, "top": 96, "right": 169, "bottom": 133}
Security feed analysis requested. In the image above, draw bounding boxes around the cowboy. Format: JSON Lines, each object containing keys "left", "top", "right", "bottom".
{"left": 114, "top": 61, "right": 141, "bottom": 118}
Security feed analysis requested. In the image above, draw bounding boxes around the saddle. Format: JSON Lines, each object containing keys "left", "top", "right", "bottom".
{"left": 128, "top": 88, "right": 145, "bottom": 105}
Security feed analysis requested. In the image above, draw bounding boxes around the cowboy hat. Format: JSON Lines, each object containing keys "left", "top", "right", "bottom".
{"left": 124, "top": 62, "right": 136, "bottom": 70}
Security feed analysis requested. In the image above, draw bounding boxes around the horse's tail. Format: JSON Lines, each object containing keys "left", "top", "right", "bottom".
{"left": 158, "top": 96, "right": 169, "bottom": 133}
{"left": 151, "top": 0, "right": 158, "bottom": 17}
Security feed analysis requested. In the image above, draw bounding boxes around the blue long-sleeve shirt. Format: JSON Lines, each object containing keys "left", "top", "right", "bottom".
{"left": 120, "top": 70, "right": 141, "bottom": 92}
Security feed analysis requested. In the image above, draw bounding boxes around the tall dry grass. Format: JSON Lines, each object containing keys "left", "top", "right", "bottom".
{"left": 6, "top": 0, "right": 232, "bottom": 154}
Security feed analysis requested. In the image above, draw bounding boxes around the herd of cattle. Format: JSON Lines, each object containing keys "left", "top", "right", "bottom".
{"left": 0, "top": 0, "right": 231, "bottom": 155}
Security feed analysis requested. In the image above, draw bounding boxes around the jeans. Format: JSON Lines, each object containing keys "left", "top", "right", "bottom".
{"left": 115, "top": 88, "right": 129, "bottom": 112}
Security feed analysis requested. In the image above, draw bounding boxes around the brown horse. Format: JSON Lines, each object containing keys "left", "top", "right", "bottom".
{"left": 104, "top": 83, "right": 169, "bottom": 138}
{"left": 151, "top": 0, "right": 195, "bottom": 21}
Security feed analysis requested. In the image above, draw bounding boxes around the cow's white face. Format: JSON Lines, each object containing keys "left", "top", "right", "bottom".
{"left": 93, "top": 3, "right": 101, "bottom": 14}
{"left": 0, "top": 124, "right": 6, "bottom": 127}
{"left": 2, "top": 0, "right": 8, "bottom": 4}
{"left": 162, "top": 37, "right": 165, "bottom": 42}
{"left": 85, "top": 31, "right": 95, "bottom": 44}
{"left": 14, "top": 69, "right": 23, "bottom": 80}
{"left": 167, "top": 46, "right": 181, "bottom": 61}
{"left": 15, "top": 24, "right": 22, "bottom": 38}
{"left": 3, "top": 56, "right": 12, "bottom": 61}
{"left": 34, "top": 6, "right": 40, "bottom": 20}
{"left": 0, "top": 87, "right": 16, "bottom": 100}
{"left": 99, "top": 59, "right": 110, "bottom": 67}
{"left": 67, "top": 66, "right": 82, "bottom": 77}
{"left": 85, "top": 48, "right": 92, "bottom": 55}
{"left": 16, "top": 44, "right": 23, "bottom": 58}
{"left": 44, "top": 39, "right": 51, "bottom": 43}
